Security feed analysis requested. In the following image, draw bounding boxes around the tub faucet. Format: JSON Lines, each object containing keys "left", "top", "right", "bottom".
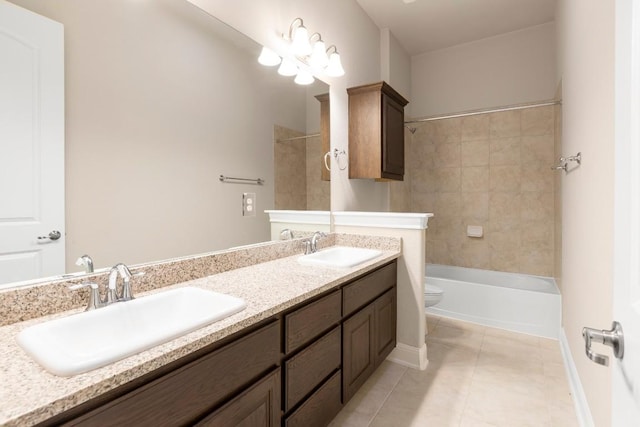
{"left": 75, "top": 254, "right": 94, "bottom": 273}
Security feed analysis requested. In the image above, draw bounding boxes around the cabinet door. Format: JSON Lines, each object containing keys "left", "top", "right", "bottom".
{"left": 197, "top": 369, "right": 281, "bottom": 427}
{"left": 381, "top": 93, "right": 405, "bottom": 180}
{"left": 342, "top": 304, "right": 375, "bottom": 403}
{"left": 374, "top": 287, "right": 397, "bottom": 367}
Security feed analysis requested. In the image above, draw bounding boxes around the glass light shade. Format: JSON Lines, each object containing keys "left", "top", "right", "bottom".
{"left": 326, "top": 52, "right": 345, "bottom": 77}
{"left": 277, "top": 58, "right": 298, "bottom": 76}
{"left": 257, "top": 47, "right": 281, "bottom": 66}
{"left": 291, "top": 25, "right": 312, "bottom": 56}
{"left": 309, "top": 40, "right": 329, "bottom": 69}
{"left": 294, "top": 69, "right": 314, "bottom": 85}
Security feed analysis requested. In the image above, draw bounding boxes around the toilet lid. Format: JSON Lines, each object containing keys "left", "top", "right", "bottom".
{"left": 424, "top": 284, "right": 443, "bottom": 295}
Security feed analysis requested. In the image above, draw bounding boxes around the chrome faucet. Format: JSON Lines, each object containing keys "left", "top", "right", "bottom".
{"left": 69, "top": 282, "right": 105, "bottom": 311}
{"left": 70, "top": 263, "right": 143, "bottom": 310}
{"left": 108, "top": 263, "right": 140, "bottom": 303}
{"left": 75, "top": 254, "right": 94, "bottom": 273}
{"left": 310, "top": 231, "right": 327, "bottom": 253}
{"left": 280, "top": 229, "right": 294, "bottom": 240}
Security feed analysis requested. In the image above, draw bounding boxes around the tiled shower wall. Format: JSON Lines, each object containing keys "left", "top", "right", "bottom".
{"left": 410, "top": 106, "right": 556, "bottom": 276}
{"left": 274, "top": 125, "right": 330, "bottom": 211}
{"left": 274, "top": 125, "right": 307, "bottom": 210}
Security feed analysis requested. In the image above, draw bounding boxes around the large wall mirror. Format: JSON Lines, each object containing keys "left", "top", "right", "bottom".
{"left": 3, "top": 0, "right": 329, "bottom": 288}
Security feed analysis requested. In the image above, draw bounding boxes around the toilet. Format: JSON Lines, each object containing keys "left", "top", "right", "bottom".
{"left": 424, "top": 283, "right": 444, "bottom": 308}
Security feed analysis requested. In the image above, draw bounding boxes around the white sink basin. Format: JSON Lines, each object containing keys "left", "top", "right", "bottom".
{"left": 17, "top": 287, "right": 247, "bottom": 377}
{"left": 298, "top": 246, "right": 383, "bottom": 268}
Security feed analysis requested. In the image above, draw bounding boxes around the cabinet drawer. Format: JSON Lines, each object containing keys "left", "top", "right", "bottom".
{"left": 66, "top": 320, "right": 280, "bottom": 427}
{"left": 286, "top": 290, "right": 341, "bottom": 354}
{"left": 284, "top": 370, "right": 342, "bottom": 427}
{"left": 343, "top": 262, "right": 397, "bottom": 317}
{"left": 285, "top": 326, "right": 341, "bottom": 411}
{"left": 196, "top": 368, "right": 280, "bottom": 427}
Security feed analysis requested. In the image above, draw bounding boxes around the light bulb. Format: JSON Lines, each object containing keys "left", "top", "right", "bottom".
{"left": 326, "top": 52, "right": 345, "bottom": 77}
{"left": 294, "top": 69, "right": 314, "bottom": 85}
{"left": 309, "top": 40, "right": 329, "bottom": 69}
{"left": 257, "top": 47, "right": 281, "bottom": 66}
{"left": 291, "top": 25, "right": 312, "bottom": 56}
{"left": 278, "top": 58, "right": 298, "bottom": 76}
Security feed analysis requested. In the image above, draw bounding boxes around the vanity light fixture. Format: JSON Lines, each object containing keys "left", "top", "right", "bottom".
{"left": 258, "top": 17, "right": 345, "bottom": 85}
{"left": 325, "top": 45, "right": 345, "bottom": 77}
{"left": 288, "top": 18, "right": 313, "bottom": 56}
{"left": 277, "top": 58, "right": 298, "bottom": 76}
{"left": 308, "top": 33, "right": 329, "bottom": 69}
{"left": 294, "top": 68, "right": 315, "bottom": 85}
{"left": 258, "top": 46, "right": 281, "bottom": 66}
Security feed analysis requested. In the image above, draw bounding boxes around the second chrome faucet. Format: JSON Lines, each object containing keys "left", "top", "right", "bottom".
{"left": 70, "top": 263, "right": 144, "bottom": 311}
{"left": 304, "top": 231, "right": 327, "bottom": 255}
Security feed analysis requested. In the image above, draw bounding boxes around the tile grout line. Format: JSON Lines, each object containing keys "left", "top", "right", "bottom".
{"left": 456, "top": 326, "right": 486, "bottom": 427}
{"left": 365, "top": 366, "right": 410, "bottom": 427}
{"left": 368, "top": 316, "right": 440, "bottom": 426}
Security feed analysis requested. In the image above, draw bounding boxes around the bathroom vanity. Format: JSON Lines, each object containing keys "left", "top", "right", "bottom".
{"left": 0, "top": 234, "right": 400, "bottom": 427}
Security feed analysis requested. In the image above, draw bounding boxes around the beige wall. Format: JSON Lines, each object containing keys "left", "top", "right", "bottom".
{"left": 10, "top": 0, "right": 310, "bottom": 273}
{"left": 409, "top": 106, "right": 556, "bottom": 276}
{"left": 556, "top": 0, "right": 615, "bottom": 425}
{"left": 381, "top": 28, "right": 412, "bottom": 113}
{"left": 411, "top": 23, "right": 557, "bottom": 118}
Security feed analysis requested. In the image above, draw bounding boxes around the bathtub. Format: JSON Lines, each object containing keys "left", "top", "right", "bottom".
{"left": 425, "top": 264, "right": 561, "bottom": 339}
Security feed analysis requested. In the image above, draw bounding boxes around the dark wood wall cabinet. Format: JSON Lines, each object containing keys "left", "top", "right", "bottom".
{"left": 347, "top": 81, "right": 408, "bottom": 181}
{"left": 42, "top": 261, "right": 397, "bottom": 427}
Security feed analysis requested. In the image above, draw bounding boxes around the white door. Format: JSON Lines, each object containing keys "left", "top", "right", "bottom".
{"left": 0, "top": 1, "right": 64, "bottom": 287}
{"left": 612, "top": 0, "right": 640, "bottom": 424}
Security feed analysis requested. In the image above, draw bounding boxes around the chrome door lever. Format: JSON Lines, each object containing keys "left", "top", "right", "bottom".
{"left": 582, "top": 321, "right": 624, "bottom": 366}
{"left": 37, "top": 230, "right": 61, "bottom": 241}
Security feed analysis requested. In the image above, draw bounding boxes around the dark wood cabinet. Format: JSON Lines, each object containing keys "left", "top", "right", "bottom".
{"left": 315, "top": 93, "right": 330, "bottom": 182}
{"left": 42, "top": 261, "right": 398, "bottom": 427}
{"left": 342, "top": 303, "right": 376, "bottom": 402}
{"left": 347, "top": 81, "right": 408, "bottom": 181}
{"left": 374, "top": 288, "right": 397, "bottom": 367}
{"left": 342, "top": 265, "right": 398, "bottom": 403}
{"left": 284, "top": 371, "right": 342, "bottom": 427}
{"left": 197, "top": 369, "right": 281, "bottom": 427}
{"left": 57, "top": 320, "right": 280, "bottom": 427}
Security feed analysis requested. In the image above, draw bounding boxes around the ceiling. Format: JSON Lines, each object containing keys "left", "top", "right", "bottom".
{"left": 355, "top": 0, "right": 557, "bottom": 56}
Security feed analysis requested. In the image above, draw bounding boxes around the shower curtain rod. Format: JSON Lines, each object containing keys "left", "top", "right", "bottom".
{"left": 276, "top": 133, "right": 320, "bottom": 142}
{"left": 404, "top": 99, "right": 561, "bottom": 125}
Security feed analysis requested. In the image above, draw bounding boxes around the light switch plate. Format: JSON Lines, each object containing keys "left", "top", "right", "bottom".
{"left": 242, "top": 193, "right": 256, "bottom": 217}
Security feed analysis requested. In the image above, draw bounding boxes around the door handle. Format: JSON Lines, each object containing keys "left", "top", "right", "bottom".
{"left": 582, "top": 321, "right": 624, "bottom": 366}
{"left": 37, "top": 230, "right": 62, "bottom": 241}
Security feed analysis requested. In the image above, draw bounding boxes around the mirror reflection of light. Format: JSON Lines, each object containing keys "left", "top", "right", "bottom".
{"left": 294, "top": 68, "right": 314, "bottom": 85}
{"left": 257, "top": 47, "right": 281, "bottom": 66}
{"left": 277, "top": 58, "right": 298, "bottom": 76}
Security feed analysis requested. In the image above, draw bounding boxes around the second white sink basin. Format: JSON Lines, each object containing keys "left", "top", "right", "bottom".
{"left": 298, "top": 246, "right": 383, "bottom": 268}
{"left": 17, "top": 287, "right": 247, "bottom": 377}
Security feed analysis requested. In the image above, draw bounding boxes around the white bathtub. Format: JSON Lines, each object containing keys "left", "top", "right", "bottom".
{"left": 425, "top": 264, "right": 561, "bottom": 339}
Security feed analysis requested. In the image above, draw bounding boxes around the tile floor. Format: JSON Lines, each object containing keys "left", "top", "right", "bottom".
{"left": 329, "top": 315, "right": 579, "bottom": 427}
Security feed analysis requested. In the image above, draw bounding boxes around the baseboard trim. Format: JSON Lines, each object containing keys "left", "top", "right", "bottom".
{"left": 386, "top": 342, "right": 428, "bottom": 370}
{"left": 559, "top": 327, "right": 595, "bottom": 427}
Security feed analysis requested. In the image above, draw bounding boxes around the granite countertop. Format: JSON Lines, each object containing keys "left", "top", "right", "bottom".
{"left": 0, "top": 243, "right": 400, "bottom": 426}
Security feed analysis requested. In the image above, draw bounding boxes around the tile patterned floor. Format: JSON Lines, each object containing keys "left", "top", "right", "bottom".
{"left": 329, "top": 315, "right": 579, "bottom": 427}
